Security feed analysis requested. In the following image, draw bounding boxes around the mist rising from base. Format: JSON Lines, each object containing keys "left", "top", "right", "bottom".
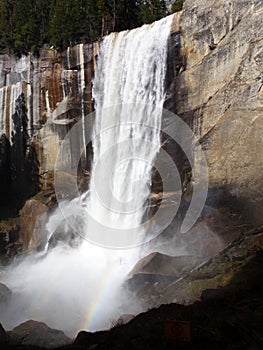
{"left": 0, "top": 239, "right": 143, "bottom": 336}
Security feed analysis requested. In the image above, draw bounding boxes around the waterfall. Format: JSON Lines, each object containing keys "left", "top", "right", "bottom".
{"left": 1, "top": 15, "right": 173, "bottom": 335}
{"left": 87, "top": 16, "right": 172, "bottom": 246}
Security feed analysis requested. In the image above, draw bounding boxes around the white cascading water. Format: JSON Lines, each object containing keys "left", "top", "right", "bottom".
{"left": 86, "top": 17, "right": 172, "bottom": 247}
{"left": 0, "top": 15, "right": 173, "bottom": 336}
{"left": 0, "top": 82, "right": 25, "bottom": 140}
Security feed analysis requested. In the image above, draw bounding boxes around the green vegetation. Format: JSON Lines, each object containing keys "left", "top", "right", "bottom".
{"left": 171, "top": 0, "right": 184, "bottom": 13}
{"left": 0, "top": 0, "right": 184, "bottom": 55}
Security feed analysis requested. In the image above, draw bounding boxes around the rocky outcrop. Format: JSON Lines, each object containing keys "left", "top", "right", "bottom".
{"left": 127, "top": 197, "right": 249, "bottom": 307}
{"left": 19, "top": 199, "right": 49, "bottom": 251}
{"left": 8, "top": 320, "right": 71, "bottom": 348}
{"left": 159, "top": 226, "right": 263, "bottom": 306}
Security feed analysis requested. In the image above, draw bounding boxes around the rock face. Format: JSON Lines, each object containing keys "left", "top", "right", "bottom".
{"left": 172, "top": 0, "right": 263, "bottom": 222}
{"left": 0, "top": 44, "right": 98, "bottom": 213}
{"left": 19, "top": 199, "right": 49, "bottom": 251}
{"left": 8, "top": 320, "right": 71, "bottom": 348}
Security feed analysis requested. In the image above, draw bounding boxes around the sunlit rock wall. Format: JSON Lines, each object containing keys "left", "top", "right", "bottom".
{"left": 169, "top": 0, "right": 263, "bottom": 222}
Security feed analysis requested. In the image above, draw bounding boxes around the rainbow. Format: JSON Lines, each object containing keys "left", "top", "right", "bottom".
{"left": 79, "top": 258, "right": 123, "bottom": 331}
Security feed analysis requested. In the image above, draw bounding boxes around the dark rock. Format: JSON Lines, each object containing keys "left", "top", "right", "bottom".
{"left": 8, "top": 320, "right": 71, "bottom": 348}
{"left": 0, "top": 323, "right": 8, "bottom": 344}
{"left": 5, "top": 241, "right": 23, "bottom": 258}
{"left": 0, "top": 221, "right": 20, "bottom": 256}
{"left": 114, "top": 314, "right": 135, "bottom": 327}
{"left": 74, "top": 330, "right": 108, "bottom": 347}
{"left": 64, "top": 253, "right": 263, "bottom": 350}
{"left": 201, "top": 288, "right": 225, "bottom": 301}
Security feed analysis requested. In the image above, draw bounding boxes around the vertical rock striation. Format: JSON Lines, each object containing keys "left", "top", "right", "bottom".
{"left": 169, "top": 0, "right": 263, "bottom": 222}
{"left": 0, "top": 44, "right": 98, "bottom": 211}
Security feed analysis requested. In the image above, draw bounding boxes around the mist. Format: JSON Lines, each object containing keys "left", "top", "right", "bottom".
{"left": 0, "top": 235, "right": 143, "bottom": 337}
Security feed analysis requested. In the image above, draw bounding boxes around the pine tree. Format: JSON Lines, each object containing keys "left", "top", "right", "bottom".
{"left": 138, "top": 0, "right": 167, "bottom": 24}
{"left": 171, "top": 0, "right": 184, "bottom": 13}
{"left": 0, "top": 0, "right": 14, "bottom": 52}
{"left": 11, "top": 0, "right": 40, "bottom": 55}
{"left": 0, "top": 0, "right": 170, "bottom": 54}
{"left": 49, "top": 0, "right": 86, "bottom": 50}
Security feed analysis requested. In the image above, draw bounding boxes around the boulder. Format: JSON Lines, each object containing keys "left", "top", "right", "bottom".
{"left": 129, "top": 253, "right": 201, "bottom": 280}
{"left": 127, "top": 252, "right": 202, "bottom": 304}
{"left": 8, "top": 320, "right": 71, "bottom": 348}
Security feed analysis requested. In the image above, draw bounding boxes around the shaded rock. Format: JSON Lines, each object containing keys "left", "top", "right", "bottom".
{"left": 0, "top": 282, "right": 12, "bottom": 303}
{"left": 5, "top": 241, "right": 23, "bottom": 258}
{"left": 48, "top": 224, "right": 82, "bottom": 249}
{"left": 74, "top": 330, "right": 108, "bottom": 347}
{"left": 201, "top": 288, "right": 225, "bottom": 301}
{"left": 157, "top": 227, "right": 263, "bottom": 306}
{"left": 0, "top": 323, "right": 8, "bottom": 344}
{"left": 8, "top": 320, "right": 71, "bottom": 348}
{"left": 129, "top": 252, "right": 201, "bottom": 281}
{"left": 114, "top": 314, "right": 135, "bottom": 326}
{"left": 0, "top": 221, "right": 20, "bottom": 256}
{"left": 60, "top": 251, "right": 263, "bottom": 350}
{"left": 19, "top": 199, "right": 49, "bottom": 251}
{"left": 127, "top": 252, "right": 202, "bottom": 307}
{"left": 130, "top": 192, "right": 248, "bottom": 308}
